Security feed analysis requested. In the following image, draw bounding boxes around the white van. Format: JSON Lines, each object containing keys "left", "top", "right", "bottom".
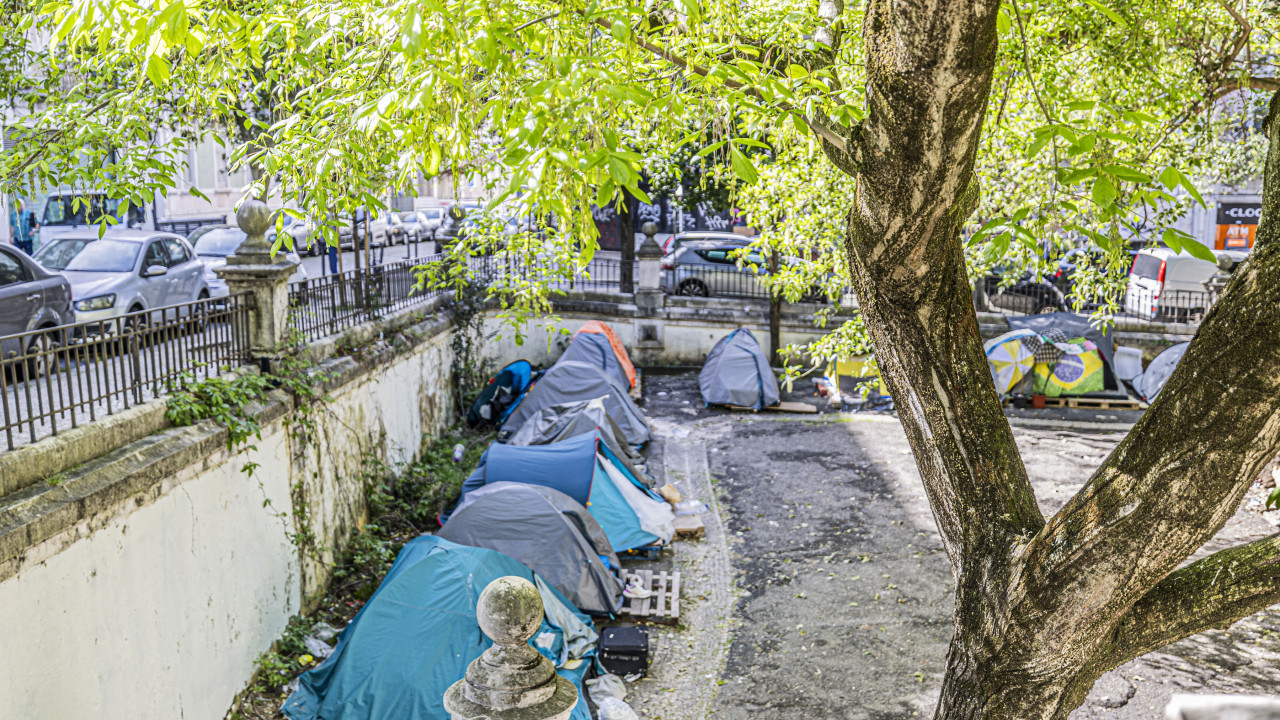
{"left": 1124, "top": 248, "right": 1218, "bottom": 321}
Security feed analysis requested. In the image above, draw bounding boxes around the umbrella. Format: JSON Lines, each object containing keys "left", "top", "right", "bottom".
{"left": 984, "top": 330, "right": 1037, "bottom": 394}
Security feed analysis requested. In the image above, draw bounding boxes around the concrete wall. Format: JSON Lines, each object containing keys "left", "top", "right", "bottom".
{"left": 0, "top": 312, "right": 456, "bottom": 720}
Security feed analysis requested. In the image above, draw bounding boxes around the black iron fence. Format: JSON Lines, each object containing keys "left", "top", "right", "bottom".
{"left": 288, "top": 254, "right": 446, "bottom": 342}
{"left": 0, "top": 294, "right": 253, "bottom": 451}
{"left": 471, "top": 255, "right": 637, "bottom": 294}
{"left": 976, "top": 279, "right": 1216, "bottom": 325}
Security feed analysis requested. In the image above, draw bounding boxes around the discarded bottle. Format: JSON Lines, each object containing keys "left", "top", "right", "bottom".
{"left": 452, "top": 443, "right": 465, "bottom": 463}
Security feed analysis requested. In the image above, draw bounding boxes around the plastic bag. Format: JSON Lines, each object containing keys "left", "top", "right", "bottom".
{"left": 304, "top": 622, "right": 340, "bottom": 659}
{"left": 597, "top": 697, "right": 640, "bottom": 720}
{"left": 586, "top": 674, "right": 627, "bottom": 705}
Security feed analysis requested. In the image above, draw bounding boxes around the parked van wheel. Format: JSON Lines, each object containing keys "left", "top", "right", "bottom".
{"left": 678, "top": 279, "right": 709, "bottom": 297}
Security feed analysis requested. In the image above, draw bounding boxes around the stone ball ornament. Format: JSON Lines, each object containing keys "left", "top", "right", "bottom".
{"left": 443, "top": 576, "right": 579, "bottom": 720}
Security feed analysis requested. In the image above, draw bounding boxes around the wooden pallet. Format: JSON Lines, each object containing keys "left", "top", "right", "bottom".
{"left": 724, "top": 400, "right": 818, "bottom": 414}
{"left": 619, "top": 569, "right": 681, "bottom": 623}
{"left": 1004, "top": 396, "right": 1144, "bottom": 410}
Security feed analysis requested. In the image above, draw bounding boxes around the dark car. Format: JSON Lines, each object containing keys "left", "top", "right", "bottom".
{"left": 0, "top": 243, "right": 74, "bottom": 375}
{"left": 975, "top": 265, "right": 1067, "bottom": 315}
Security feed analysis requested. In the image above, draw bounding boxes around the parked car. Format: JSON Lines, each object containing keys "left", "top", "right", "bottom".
{"left": 661, "top": 231, "right": 752, "bottom": 256}
{"left": 974, "top": 265, "right": 1067, "bottom": 314}
{"left": 188, "top": 226, "right": 307, "bottom": 298}
{"left": 388, "top": 211, "right": 427, "bottom": 245}
{"left": 0, "top": 244, "right": 74, "bottom": 374}
{"left": 33, "top": 229, "right": 210, "bottom": 329}
{"left": 660, "top": 242, "right": 825, "bottom": 301}
{"left": 338, "top": 209, "right": 391, "bottom": 250}
{"left": 416, "top": 207, "right": 445, "bottom": 233}
{"left": 1123, "top": 247, "right": 1218, "bottom": 321}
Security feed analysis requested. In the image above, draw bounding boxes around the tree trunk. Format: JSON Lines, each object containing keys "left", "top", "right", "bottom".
{"left": 833, "top": 1, "right": 1280, "bottom": 718}
{"left": 769, "top": 249, "right": 781, "bottom": 366}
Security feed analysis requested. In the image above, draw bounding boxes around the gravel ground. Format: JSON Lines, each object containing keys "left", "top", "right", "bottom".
{"left": 632, "top": 371, "right": 1280, "bottom": 720}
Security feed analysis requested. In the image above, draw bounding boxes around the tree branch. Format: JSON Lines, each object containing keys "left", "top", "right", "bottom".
{"left": 587, "top": 15, "right": 852, "bottom": 158}
{"left": 1105, "top": 533, "right": 1280, "bottom": 668}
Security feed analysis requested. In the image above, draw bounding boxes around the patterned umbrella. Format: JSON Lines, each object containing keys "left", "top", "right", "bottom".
{"left": 984, "top": 330, "right": 1037, "bottom": 394}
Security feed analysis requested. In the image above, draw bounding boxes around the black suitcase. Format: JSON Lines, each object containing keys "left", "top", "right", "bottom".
{"left": 598, "top": 626, "right": 651, "bottom": 678}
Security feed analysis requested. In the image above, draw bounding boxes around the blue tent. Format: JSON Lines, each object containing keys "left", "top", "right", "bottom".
{"left": 467, "top": 360, "right": 535, "bottom": 427}
{"left": 282, "top": 536, "right": 593, "bottom": 720}
{"left": 447, "top": 432, "right": 674, "bottom": 552}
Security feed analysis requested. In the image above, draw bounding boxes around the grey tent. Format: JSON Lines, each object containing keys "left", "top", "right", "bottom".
{"left": 437, "top": 482, "right": 624, "bottom": 614}
{"left": 559, "top": 332, "right": 630, "bottom": 391}
{"left": 501, "top": 361, "right": 651, "bottom": 447}
{"left": 1006, "top": 313, "right": 1118, "bottom": 390}
{"left": 1133, "top": 342, "right": 1189, "bottom": 402}
{"left": 507, "top": 396, "right": 655, "bottom": 487}
{"left": 699, "top": 328, "right": 780, "bottom": 409}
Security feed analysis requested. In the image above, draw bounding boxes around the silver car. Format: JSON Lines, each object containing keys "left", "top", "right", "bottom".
{"left": 33, "top": 229, "right": 210, "bottom": 326}
{"left": 0, "top": 244, "right": 73, "bottom": 371}
{"left": 188, "top": 226, "right": 306, "bottom": 298}
{"left": 660, "top": 243, "right": 770, "bottom": 298}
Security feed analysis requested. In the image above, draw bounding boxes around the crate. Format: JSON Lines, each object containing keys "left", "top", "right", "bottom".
{"left": 619, "top": 569, "right": 681, "bottom": 623}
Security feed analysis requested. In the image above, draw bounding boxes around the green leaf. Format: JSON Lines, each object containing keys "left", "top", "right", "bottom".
{"left": 1084, "top": 0, "right": 1129, "bottom": 26}
{"left": 1161, "top": 228, "right": 1184, "bottom": 253}
{"left": 786, "top": 64, "right": 808, "bottom": 80}
{"left": 1103, "top": 164, "right": 1152, "bottom": 183}
{"left": 1065, "top": 100, "right": 1097, "bottom": 112}
{"left": 1026, "top": 133, "right": 1053, "bottom": 158}
{"left": 145, "top": 54, "right": 171, "bottom": 86}
{"left": 1159, "top": 167, "right": 1205, "bottom": 206}
{"left": 996, "top": 7, "right": 1012, "bottom": 34}
{"left": 1123, "top": 110, "right": 1159, "bottom": 125}
{"left": 1181, "top": 237, "right": 1218, "bottom": 263}
{"left": 610, "top": 19, "right": 629, "bottom": 43}
{"left": 1059, "top": 167, "right": 1096, "bottom": 185}
{"left": 1091, "top": 176, "right": 1116, "bottom": 208}
{"left": 730, "top": 145, "right": 758, "bottom": 184}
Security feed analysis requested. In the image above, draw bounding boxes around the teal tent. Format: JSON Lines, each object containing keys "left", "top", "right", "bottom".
{"left": 281, "top": 536, "right": 594, "bottom": 720}
{"left": 447, "top": 431, "right": 674, "bottom": 553}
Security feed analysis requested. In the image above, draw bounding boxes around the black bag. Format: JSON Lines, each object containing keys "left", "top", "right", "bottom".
{"left": 598, "top": 626, "right": 650, "bottom": 678}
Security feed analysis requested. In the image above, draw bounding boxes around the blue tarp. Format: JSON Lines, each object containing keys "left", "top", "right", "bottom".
{"left": 447, "top": 432, "right": 665, "bottom": 552}
{"left": 467, "top": 360, "right": 535, "bottom": 426}
{"left": 282, "top": 536, "right": 593, "bottom": 720}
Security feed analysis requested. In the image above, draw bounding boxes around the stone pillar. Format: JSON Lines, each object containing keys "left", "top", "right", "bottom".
{"left": 633, "top": 222, "right": 666, "bottom": 364}
{"left": 635, "top": 222, "right": 664, "bottom": 313}
{"left": 444, "top": 576, "right": 578, "bottom": 720}
{"left": 215, "top": 199, "right": 300, "bottom": 359}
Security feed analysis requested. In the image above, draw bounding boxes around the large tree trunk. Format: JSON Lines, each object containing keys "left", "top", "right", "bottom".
{"left": 833, "top": 1, "right": 1280, "bottom": 718}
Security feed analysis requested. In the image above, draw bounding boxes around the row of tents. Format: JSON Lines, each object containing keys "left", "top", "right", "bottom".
{"left": 283, "top": 321, "right": 673, "bottom": 720}
{"left": 984, "top": 312, "right": 1188, "bottom": 403}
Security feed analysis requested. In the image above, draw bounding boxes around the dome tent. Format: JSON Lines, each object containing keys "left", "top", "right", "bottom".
{"left": 439, "top": 482, "right": 624, "bottom": 614}
{"left": 501, "top": 361, "right": 651, "bottom": 447}
{"left": 282, "top": 536, "right": 594, "bottom": 720}
{"left": 559, "top": 323, "right": 636, "bottom": 390}
{"left": 467, "top": 359, "right": 535, "bottom": 427}
{"left": 1133, "top": 342, "right": 1189, "bottom": 402}
{"left": 506, "top": 396, "right": 653, "bottom": 487}
{"left": 446, "top": 431, "right": 674, "bottom": 553}
{"left": 699, "top": 328, "right": 780, "bottom": 409}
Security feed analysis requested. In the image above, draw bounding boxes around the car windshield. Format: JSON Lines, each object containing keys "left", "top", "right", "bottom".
{"left": 34, "top": 238, "right": 94, "bottom": 270}
{"left": 400, "top": 212, "right": 417, "bottom": 222}
{"left": 193, "top": 229, "right": 246, "bottom": 257}
{"left": 46, "top": 239, "right": 141, "bottom": 272}
{"left": 41, "top": 195, "right": 145, "bottom": 227}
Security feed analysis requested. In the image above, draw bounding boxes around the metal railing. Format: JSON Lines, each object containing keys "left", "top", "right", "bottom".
{"left": 977, "top": 279, "right": 1216, "bottom": 325}
{"left": 661, "top": 266, "right": 773, "bottom": 300}
{"left": 288, "top": 254, "right": 447, "bottom": 342}
{"left": 0, "top": 294, "right": 253, "bottom": 452}
{"left": 158, "top": 217, "right": 225, "bottom": 238}
{"left": 469, "top": 255, "right": 637, "bottom": 294}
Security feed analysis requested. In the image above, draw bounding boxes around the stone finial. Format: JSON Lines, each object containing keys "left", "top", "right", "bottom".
{"left": 444, "top": 576, "right": 578, "bottom": 720}
{"left": 636, "top": 222, "right": 663, "bottom": 261}
{"left": 228, "top": 198, "right": 276, "bottom": 264}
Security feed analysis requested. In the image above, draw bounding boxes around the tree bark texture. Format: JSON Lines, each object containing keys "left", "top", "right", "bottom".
{"left": 835, "top": 1, "right": 1280, "bottom": 717}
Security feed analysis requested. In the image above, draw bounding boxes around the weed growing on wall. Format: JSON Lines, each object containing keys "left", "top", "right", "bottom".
{"left": 445, "top": 266, "right": 495, "bottom": 417}
{"left": 227, "top": 426, "right": 492, "bottom": 720}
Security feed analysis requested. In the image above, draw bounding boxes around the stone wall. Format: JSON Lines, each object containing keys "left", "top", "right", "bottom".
{"left": 0, "top": 310, "right": 456, "bottom": 720}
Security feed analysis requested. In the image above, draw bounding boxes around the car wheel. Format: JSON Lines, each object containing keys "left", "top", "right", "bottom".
{"left": 188, "top": 291, "right": 211, "bottom": 333}
{"left": 677, "top": 279, "right": 709, "bottom": 297}
{"left": 24, "top": 331, "right": 60, "bottom": 379}
{"left": 120, "top": 307, "right": 150, "bottom": 349}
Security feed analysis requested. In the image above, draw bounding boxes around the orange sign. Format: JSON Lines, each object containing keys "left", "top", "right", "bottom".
{"left": 1215, "top": 223, "right": 1256, "bottom": 250}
